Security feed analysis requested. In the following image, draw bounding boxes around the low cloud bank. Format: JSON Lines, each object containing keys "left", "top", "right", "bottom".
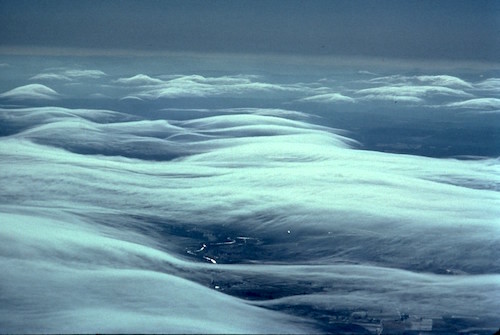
{"left": 1, "top": 66, "right": 499, "bottom": 333}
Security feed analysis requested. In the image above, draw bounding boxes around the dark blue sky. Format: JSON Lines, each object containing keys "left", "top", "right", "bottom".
{"left": 1, "top": 0, "right": 500, "bottom": 61}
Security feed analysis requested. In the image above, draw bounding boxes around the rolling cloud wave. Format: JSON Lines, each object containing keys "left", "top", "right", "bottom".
{"left": 1, "top": 103, "right": 499, "bottom": 331}
{"left": 1, "top": 63, "right": 499, "bottom": 333}
{"left": 0, "top": 84, "right": 60, "bottom": 100}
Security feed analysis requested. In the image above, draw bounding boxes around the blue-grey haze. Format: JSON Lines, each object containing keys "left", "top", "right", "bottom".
{"left": 1, "top": 0, "right": 500, "bottom": 61}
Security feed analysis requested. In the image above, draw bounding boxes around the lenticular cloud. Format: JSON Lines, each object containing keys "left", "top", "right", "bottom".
{"left": 447, "top": 97, "right": 500, "bottom": 110}
{"left": 355, "top": 85, "right": 472, "bottom": 101}
{"left": 30, "top": 68, "right": 107, "bottom": 82}
{"left": 120, "top": 74, "right": 301, "bottom": 99}
{"left": 115, "top": 74, "right": 165, "bottom": 85}
{"left": 0, "top": 84, "right": 60, "bottom": 100}
{"left": 299, "top": 92, "right": 355, "bottom": 103}
{"left": 0, "top": 63, "right": 499, "bottom": 334}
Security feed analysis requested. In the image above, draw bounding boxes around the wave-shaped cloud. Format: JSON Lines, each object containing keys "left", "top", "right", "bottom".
{"left": 20, "top": 70, "right": 497, "bottom": 114}
{"left": 2, "top": 104, "right": 499, "bottom": 332}
{"left": 0, "top": 84, "right": 60, "bottom": 100}
{"left": 121, "top": 74, "right": 301, "bottom": 99}
{"left": 158, "top": 108, "right": 314, "bottom": 124}
{"left": 298, "top": 73, "right": 489, "bottom": 107}
{"left": 2, "top": 107, "right": 498, "bottom": 272}
{"left": 368, "top": 74, "right": 473, "bottom": 88}
{"left": 298, "top": 93, "right": 355, "bottom": 103}
{"left": 115, "top": 74, "right": 165, "bottom": 85}
{"left": 64, "top": 69, "right": 106, "bottom": 79}
{"left": 447, "top": 98, "right": 500, "bottom": 110}
{"left": 210, "top": 107, "right": 312, "bottom": 119}
{"left": 0, "top": 210, "right": 310, "bottom": 334}
{"left": 1, "top": 107, "right": 352, "bottom": 161}
{"left": 475, "top": 78, "right": 500, "bottom": 92}
{"left": 2, "top": 109, "right": 498, "bottom": 259}
{"left": 254, "top": 268, "right": 499, "bottom": 326}
{"left": 356, "top": 85, "right": 472, "bottom": 97}
{"left": 30, "top": 68, "right": 107, "bottom": 81}
{"left": 356, "top": 85, "right": 472, "bottom": 102}
{"left": 355, "top": 74, "right": 500, "bottom": 106}
{"left": 30, "top": 73, "right": 73, "bottom": 81}
{"left": 18, "top": 70, "right": 498, "bottom": 116}
{"left": 416, "top": 75, "right": 473, "bottom": 88}
{"left": 1, "top": 66, "right": 499, "bottom": 333}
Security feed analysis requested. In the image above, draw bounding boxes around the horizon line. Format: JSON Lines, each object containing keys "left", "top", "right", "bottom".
{"left": 1, "top": 45, "right": 500, "bottom": 70}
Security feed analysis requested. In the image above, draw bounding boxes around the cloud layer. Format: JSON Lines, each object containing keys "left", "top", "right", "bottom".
{"left": 117, "top": 74, "right": 304, "bottom": 100}
{"left": 30, "top": 68, "right": 107, "bottom": 81}
{"left": 0, "top": 84, "right": 60, "bottom": 100}
{"left": 1, "top": 61, "right": 499, "bottom": 333}
{"left": 1, "top": 103, "right": 499, "bottom": 332}
{"left": 6, "top": 64, "right": 498, "bottom": 113}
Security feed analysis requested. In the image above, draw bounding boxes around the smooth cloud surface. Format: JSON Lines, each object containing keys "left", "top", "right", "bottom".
{"left": 1, "top": 104, "right": 499, "bottom": 332}
{"left": 119, "top": 74, "right": 302, "bottom": 99}
{"left": 447, "top": 98, "right": 500, "bottom": 110}
{"left": 30, "top": 68, "right": 107, "bottom": 81}
{"left": 0, "top": 84, "right": 60, "bottom": 100}
{"left": 1, "top": 60, "right": 499, "bottom": 333}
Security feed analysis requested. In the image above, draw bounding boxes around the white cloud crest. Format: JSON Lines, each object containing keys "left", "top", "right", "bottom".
{"left": 0, "top": 84, "right": 60, "bottom": 100}
{"left": 121, "top": 74, "right": 301, "bottom": 99}
{"left": 30, "top": 68, "right": 107, "bottom": 81}
{"left": 299, "top": 93, "right": 355, "bottom": 103}
{"left": 447, "top": 98, "right": 500, "bottom": 110}
{"left": 1, "top": 69, "right": 499, "bottom": 333}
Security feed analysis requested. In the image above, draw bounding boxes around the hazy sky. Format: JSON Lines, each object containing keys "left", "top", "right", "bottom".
{"left": 1, "top": 0, "right": 499, "bottom": 61}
